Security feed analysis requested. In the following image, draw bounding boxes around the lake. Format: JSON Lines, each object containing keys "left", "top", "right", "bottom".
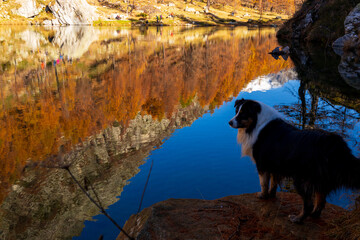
{"left": 0, "top": 26, "right": 359, "bottom": 240}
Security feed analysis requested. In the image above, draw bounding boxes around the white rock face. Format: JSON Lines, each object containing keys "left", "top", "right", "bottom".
{"left": 49, "top": 0, "right": 99, "bottom": 25}
{"left": 12, "top": 0, "right": 43, "bottom": 18}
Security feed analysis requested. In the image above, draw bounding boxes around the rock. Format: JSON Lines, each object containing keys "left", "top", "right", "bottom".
{"left": 52, "top": 27, "right": 100, "bottom": 59}
{"left": 52, "top": 19, "right": 60, "bottom": 25}
{"left": 333, "top": 3, "right": 360, "bottom": 55}
{"left": 185, "top": 6, "right": 196, "bottom": 13}
{"left": 12, "top": 0, "right": 43, "bottom": 18}
{"left": 304, "top": 13, "right": 313, "bottom": 27}
{"left": 48, "top": 0, "right": 99, "bottom": 25}
{"left": 42, "top": 20, "right": 52, "bottom": 25}
{"left": 344, "top": 4, "right": 360, "bottom": 34}
{"left": 332, "top": 33, "right": 355, "bottom": 56}
{"left": 118, "top": 192, "right": 345, "bottom": 240}
{"left": 203, "top": 6, "right": 209, "bottom": 13}
{"left": 331, "top": 4, "right": 360, "bottom": 89}
{"left": 338, "top": 52, "right": 360, "bottom": 90}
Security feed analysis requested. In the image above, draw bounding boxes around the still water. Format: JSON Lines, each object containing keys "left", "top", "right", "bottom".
{"left": 0, "top": 26, "right": 359, "bottom": 240}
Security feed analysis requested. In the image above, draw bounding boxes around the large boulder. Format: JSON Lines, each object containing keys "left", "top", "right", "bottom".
{"left": 332, "top": 4, "right": 360, "bottom": 90}
{"left": 12, "top": 0, "right": 43, "bottom": 18}
{"left": 48, "top": 0, "right": 99, "bottom": 25}
{"left": 118, "top": 192, "right": 346, "bottom": 240}
{"left": 333, "top": 3, "right": 360, "bottom": 55}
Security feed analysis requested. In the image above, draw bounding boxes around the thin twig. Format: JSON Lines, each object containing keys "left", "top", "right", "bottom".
{"left": 228, "top": 217, "right": 243, "bottom": 240}
{"left": 64, "top": 167, "right": 134, "bottom": 240}
{"left": 137, "top": 160, "right": 154, "bottom": 214}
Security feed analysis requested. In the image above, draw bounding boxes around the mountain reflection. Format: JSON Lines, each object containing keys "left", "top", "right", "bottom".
{"left": 0, "top": 26, "right": 292, "bottom": 239}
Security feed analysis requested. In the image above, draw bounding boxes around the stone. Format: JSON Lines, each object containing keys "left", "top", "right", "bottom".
{"left": 344, "top": 4, "right": 360, "bottom": 34}
{"left": 333, "top": 3, "right": 360, "bottom": 55}
{"left": 42, "top": 20, "right": 52, "bottom": 25}
{"left": 332, "top": 33, "right": 355, "bottom": 56}
{"left": 338, "top": 52, "right": 360, "bottom": 90}
{"left": 52, "top": 27, "right": 100, "bottom": 58}
{"left": 185, "top": 6, "right": 196, "bottom": 13}
{"left": 117, "top": 192, "right": 345, "bottom": 240}
{"left": 12, "top": 0, "right": 43, "bottom": 18}
{"left": 48, "top": 0, "right": 99, "bottom": 25}
{"left": 51, "top": 19, "right": 60, "bottom": 25}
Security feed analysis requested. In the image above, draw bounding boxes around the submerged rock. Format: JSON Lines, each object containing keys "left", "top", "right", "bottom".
{"left": 48, "top": 0, "right": 99, "bottom": 25}
{"left": 118, "top": 192, "right": 345, "bottom": 240}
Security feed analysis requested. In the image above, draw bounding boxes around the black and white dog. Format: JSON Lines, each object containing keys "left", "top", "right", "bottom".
{"left": 229, "top": 98, "right": 360, "bottom": 223}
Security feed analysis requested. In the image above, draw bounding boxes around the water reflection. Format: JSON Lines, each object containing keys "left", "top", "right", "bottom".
{"left": 0, "top": 26, "right": 291, "bottom": 239}
{"left": 275, "top": 46, "right": 360, "bottom": 155}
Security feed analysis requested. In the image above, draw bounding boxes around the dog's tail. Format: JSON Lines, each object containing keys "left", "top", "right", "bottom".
{"left": 327, "top": 135, "right": 360, "bottom": 190}
{"left": 337, "top": 151, "right": 360, "bottom": 190}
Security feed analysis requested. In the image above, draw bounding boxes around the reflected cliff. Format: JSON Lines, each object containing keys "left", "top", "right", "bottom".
{"left": 0, "top": 26, "right": 292, "bottom": 239}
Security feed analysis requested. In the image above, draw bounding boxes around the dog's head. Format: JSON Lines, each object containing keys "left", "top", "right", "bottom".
{"left": 228, "top": 99, "right": 261, "bottom": 133}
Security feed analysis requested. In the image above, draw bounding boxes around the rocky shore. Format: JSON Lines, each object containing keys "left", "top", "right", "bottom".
{"left": 118, "top": 192, "right": 345, "bottom": 240}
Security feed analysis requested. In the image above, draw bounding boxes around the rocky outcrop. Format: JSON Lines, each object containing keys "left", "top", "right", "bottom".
{"left": 12, "top": 0, "right": 43, "bottom": 18}
{"left": 277, "top": 0, "right": 359, "bottom": 47}
{"left": 333, "top": 3, "right": 360, "bottom": 55}
{"left": 48, "top": 0, "right": 99, "bottom": 25}
{"left": 117, "top": 192, "right": 345, "bottom": 240}
{"left": 332, "top": 4, "right": 360, "bottom": 89}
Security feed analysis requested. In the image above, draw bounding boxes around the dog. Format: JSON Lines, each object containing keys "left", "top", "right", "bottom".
{"left": 229, "top": 98, "right": 360, "bottom": 223}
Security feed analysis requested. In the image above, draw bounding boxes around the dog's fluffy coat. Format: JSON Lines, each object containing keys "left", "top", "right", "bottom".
{"left": 229, "top": 99, "right": 360, "bottom": 223}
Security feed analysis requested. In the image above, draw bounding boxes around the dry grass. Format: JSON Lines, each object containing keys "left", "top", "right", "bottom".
{"left": 0, "top": 0, "right": 290, "bottom": 26}
{"left": 329, "top": 209, "right": 360, "bottom": 239}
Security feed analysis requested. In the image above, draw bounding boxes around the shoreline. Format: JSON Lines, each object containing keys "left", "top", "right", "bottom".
{"left": 0, "top": 19, "right": 285, "bottom": 27}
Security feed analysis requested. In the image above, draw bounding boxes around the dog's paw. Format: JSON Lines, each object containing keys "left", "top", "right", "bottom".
{"left": 288, "top": 215, "right": 304, "bottom": 224}
{"left": 310, "top": 211, "right": 322, "bottom": 219}
{"left": 257, "top": 192, "right": 269, "bottom": 199}
{"left": 268, "top": 191, "right": 277, "bottom": 199}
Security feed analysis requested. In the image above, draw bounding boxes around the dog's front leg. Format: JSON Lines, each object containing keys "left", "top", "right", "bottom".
{"left": 258, "top": 172, "right": 270, "bottom": 199}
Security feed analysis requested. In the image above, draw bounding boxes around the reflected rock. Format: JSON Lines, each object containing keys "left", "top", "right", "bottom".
{"left": 19, "top": 30, "right": 46, "bottom": 51}
{"left": 49, "top": 0, "right": 99, "bottom": 25}
{"left": 0, "top": 101, "right": 205, "bottom": 240}
{"left": 52, "top": 27, "right": 99, "bottom": 59}
{"left": 338, "top": 52, "right": 360, "bottom": 90}
{"left": 243, "top": 69, "right": 298, "bottom": 93}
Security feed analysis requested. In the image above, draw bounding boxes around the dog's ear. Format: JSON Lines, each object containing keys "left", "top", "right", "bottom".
{"left": 234, "top": 98, "right": 245, "bottom": 107}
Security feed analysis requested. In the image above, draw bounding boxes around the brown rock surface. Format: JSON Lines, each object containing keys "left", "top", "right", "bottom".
{"left": 118, "top": 192, "right": 345, "bottom": 240}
